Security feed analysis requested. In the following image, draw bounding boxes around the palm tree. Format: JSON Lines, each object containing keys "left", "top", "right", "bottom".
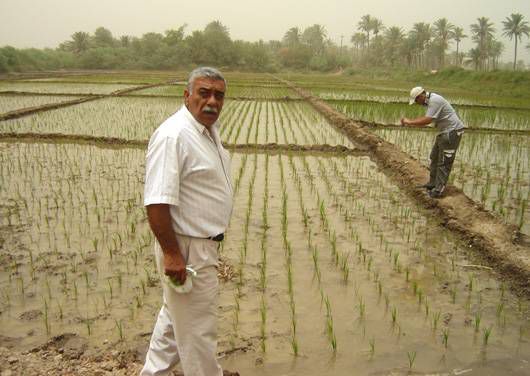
{"left": 409, "top": 22, "right": 432, "bottom": 69}
{"left": 488, "top": 39, "right": 504, "bottom": 70}
{"left": 358, "top": 15, "right": 374, "bottom": 48}
{"left": 283, "top": 27, "right": 301, "bottom": 47}
{"left": 502, "top": 13, "right": 530, "bottom": 70}
{"left": 384, "top": 26, "right": 405, "bottom": 66}
{"left": 371, "top": 18, "right": 385, "bottom": 38}
{"left": 452, "top": 27, "right": 467, "bottom": 66}
{"left": 70, "top": 32, "right": 91, "bottom": 54}
{"left": 466, "top": 48, "right": 481, "bottom": 70}
{"left": 301, "top": 24, "right": 327, "bottom": 56}
{"left": 120, "top": 35, "right": 131, "bottom": 47}
{"left": 470, "top": 17, "right": 495, "bottom": 70}
{"left": 433, "top": 18, "right": 455, "bottom": 68}
{"left": 350, "top": 32, "right": 367, "bottom": 58}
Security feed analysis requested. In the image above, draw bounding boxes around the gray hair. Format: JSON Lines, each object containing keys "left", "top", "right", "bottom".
{"left": 187, "top": 67, "right": 226, "bottom": 92}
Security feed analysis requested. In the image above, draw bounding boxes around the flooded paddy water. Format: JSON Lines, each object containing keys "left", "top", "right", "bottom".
{"left": 0, "top": 72, "right": 529, "bottom": 375}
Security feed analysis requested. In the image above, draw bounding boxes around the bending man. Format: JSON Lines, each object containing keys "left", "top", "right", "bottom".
{"left": 401, "top": 87, "right": 465, "bottom": 198}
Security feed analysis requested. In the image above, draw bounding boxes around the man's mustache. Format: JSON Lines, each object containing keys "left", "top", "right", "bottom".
{"left": 203, "top": 105, "right": 218, "bottom": 114}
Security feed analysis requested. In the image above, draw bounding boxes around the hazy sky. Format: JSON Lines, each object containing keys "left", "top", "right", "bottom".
{"left": 1, "top": 0, "right": 530, "bottom": 63}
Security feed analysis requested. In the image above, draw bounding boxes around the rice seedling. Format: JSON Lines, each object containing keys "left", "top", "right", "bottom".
{"left": 260, "top": 297, "right": 267, "bottom": 352}
{"left": 115, "top": 319, "right": 124, "bottom": 341}
{"left": 368, "top": 338, "right": 375, "bottom": 358}
{"left": 441, "top": 328, "right": 450, "bottom": 348}
{"left": 391, "top": 306, "right": 398, "bottom": 326}
{"left": 450, "top": 286, "right": 457, "bottom": 304}
{"left": 358, "top": 297, "right": 366, "bottom": 320}
{"left": 496, "top": 302, "right": 504, "bottom": 319}
{"left": 474, "top": 312, "right": 482, "bottom": 332}
{"left": 483, "top": 327, "right": 493, "bottom": 345}
{"left": 324, "top": 295, "right": 337, "bottom": 352}
{"left": 43, "top": 299, "right": 50, "bottom": 335}
{"left": 432, "top": 311, "right": 441, "bottom": 331}
{"left": 417, "top": 289, "right": 423, "bottom": 305}
{"left": 407, "top": 351, "right": 417, "bottom": 369}
{"left": 85, "top": 316, "right": 92, "bottom": 336}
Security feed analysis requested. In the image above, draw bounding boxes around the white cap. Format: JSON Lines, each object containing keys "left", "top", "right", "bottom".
{"left": 409, "top": 86, "right": 425, "bottom": 105}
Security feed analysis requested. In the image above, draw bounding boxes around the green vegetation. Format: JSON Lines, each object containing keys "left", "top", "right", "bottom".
{"left": 2, "top": 14, "right": 530, "bottom": 74}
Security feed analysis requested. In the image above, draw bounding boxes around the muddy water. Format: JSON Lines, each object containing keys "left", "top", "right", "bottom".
{"left": 0, "top": 142, "right": 162, "bottom": 350}
{"left": 1, "top": 142, "right": 529, "bottom": 375}
{"left": 220, "top": 153, "right": 530, "bottom": 375}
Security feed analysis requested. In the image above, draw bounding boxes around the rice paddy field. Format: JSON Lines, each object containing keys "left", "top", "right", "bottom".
{"left": 0, "top": 71, "right": 529, "bottom": 375}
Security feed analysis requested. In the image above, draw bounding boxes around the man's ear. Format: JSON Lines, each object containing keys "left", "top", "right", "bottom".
{"left": 184, "top": 89, "right": 189, "bottom": 105}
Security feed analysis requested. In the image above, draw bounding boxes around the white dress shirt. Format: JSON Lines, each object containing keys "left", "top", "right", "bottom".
{"left": 144, "top": 105, "right": 233, "bottom": 238}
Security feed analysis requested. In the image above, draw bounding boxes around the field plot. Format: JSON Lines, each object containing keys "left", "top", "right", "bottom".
{"left": 331, "top": 100, "right": 530, "bottom": 131}
{"left": 0, "top": 72, "right": 529, "bottom": 375}
{"left": 221, "top": 153, "right": 530, "bottom": 375}
{"left": 0, "top": 81, "right": 138, "bottom": 95}
{"left": 1, "top": 98, "right": 350, "bottom": 148}
{"left": 374, "top": 128, "right": 530, "bottom": 235}
{"left": 132, "top": 83, "right": 300, "bottom": 99}
{"left": 0, "top": 95, "right": 82, "bottom": 115}
{"left": 220, "top": 101, "right": 352, "bottom": 146}
{"left": 1, "top": 96, "right": 182, "bottom": 140}
{"left": 22, "top": 71, "right": 184, "bottom": 84}
{"left": 315, "top": 88, "right": 406, "bottom": 102}
{"left": 279, "top": 73, "right": 530, "bottom": 109}
{"left": 1, "top": 141, "right": 528, "bottom": 375}
{"left": 0, "top": 142, "right": 158, "bottom": 349}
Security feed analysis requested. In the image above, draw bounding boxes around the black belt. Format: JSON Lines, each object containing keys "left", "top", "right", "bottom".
{"left": 207, "top": 233, "right": 224, "bottom": 242}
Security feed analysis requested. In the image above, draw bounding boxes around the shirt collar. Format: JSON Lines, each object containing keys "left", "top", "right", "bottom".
{"left": 180, "top": 105, "right": 221, "bottom": 144}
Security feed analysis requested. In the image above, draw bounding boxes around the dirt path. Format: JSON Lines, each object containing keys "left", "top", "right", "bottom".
{"left": 0, "top": 132, "right": 361, "bottom": 156}
{"left": 0, "top": 82, "right": 170, "bottom": 122}
{"left": 325, "top": 97, "right": 530, "bottom": 111}
{"left": 355, "top": 119, "right": 530, "bottom": 135}
{"left": 277, "top": 77, "right": 530, "bottom": 296}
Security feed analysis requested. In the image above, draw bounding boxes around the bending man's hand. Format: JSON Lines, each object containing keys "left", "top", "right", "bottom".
{"left": 400, "top": 117, "right": 409, "bottom": 126}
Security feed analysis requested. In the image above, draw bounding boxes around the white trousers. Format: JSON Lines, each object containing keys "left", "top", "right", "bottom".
{"left": 140, "top": 235, "right": 222, "bottom": 376}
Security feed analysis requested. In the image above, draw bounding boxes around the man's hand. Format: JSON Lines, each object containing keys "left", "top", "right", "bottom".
{"left": 146, "top": 204, "right": 187, "bottom": 285}
{"left": 164, "top": 251, "right": 187, "bottom": 284}
{"left": 400, "top": 116, "right": 433, "bottom": 127}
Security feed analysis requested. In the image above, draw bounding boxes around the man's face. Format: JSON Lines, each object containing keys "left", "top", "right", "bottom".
{"left": 415, "top": 92, "right": 427, "bottom": 105}
{"left": 184, "top": 77, "right": 226, "bottom": 127}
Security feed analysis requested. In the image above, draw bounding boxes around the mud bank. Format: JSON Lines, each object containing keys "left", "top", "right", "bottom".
{"left": 355, "top": 119, "right": 530, "bottom": 136}
{"left": 0, "top": 133, "right": 361, "bottom": 156}
{"left": 278, "top": 77, "right": 530, "bottom": 296}
{"left": 0, "top": 82, "right": 171, "bottom": 121}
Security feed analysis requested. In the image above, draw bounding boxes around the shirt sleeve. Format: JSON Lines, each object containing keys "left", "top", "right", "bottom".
{"left": 144, "top": 135, "right": 181, "bottom": 207}
{"left": 426, "top": 97, "right": 443, "bottom": 120}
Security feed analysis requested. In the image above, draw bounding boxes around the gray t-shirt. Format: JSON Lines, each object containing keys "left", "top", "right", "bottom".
{"left": 425, "top": 93, "right": 464, "bottom": 134}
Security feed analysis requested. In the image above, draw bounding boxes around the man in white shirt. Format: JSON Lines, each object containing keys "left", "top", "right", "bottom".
{"left": 141, "top": 67, "right": 237, "bottom": 376}
{"left": 401, "top": 87, "right": 464, "bottom": 198}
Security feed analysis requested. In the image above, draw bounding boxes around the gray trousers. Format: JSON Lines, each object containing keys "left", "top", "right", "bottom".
{"left": 429, "top": 129, "right": 464, "bottom": 193}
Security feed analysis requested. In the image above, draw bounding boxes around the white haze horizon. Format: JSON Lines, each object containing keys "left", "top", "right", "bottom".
{"left": 1, "top": 0, "right": 529, "bottom": 65}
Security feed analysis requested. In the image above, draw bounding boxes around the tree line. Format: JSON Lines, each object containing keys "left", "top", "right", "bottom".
{"left": 0, "top": 14, "right": 529, "bottom": 74}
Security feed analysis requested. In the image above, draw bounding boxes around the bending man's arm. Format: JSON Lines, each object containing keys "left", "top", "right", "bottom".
{"left": 146, "top": 204, "right": 187, "bottom": 284}
{"left": 400, "top": 116, "right": 433, "bottom": 127}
